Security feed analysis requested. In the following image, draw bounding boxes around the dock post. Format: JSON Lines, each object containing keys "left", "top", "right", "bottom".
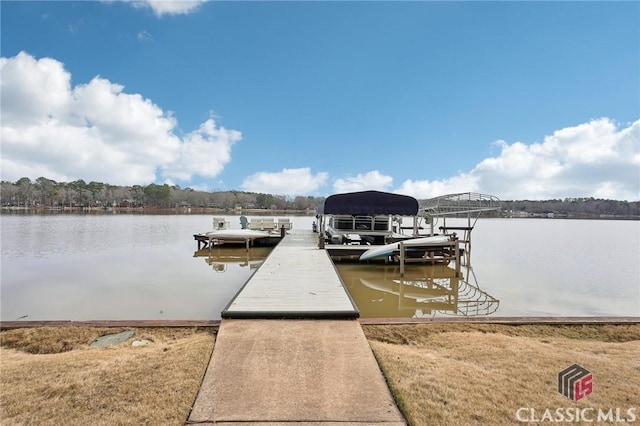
{"left": 399, "top": 242, "right": 405, "bottom": 276}
{"left": 245, "top": 238, "right": 250, "bottom": 251}
{"left": 318, "top": 216, "right": 325, "bottom": 249}
{"left": 466, "top": 229, "right": 472, "bottom": 266}
{"left": 454, "top": 239, "right": 461, "bottom": 277}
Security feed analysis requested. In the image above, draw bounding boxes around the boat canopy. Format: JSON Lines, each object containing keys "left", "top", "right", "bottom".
{"left": 419, "top": 192, "right": 501, "bottom": 217}
{"left": 317, "top": 190, "right": 419, "bottom": 216}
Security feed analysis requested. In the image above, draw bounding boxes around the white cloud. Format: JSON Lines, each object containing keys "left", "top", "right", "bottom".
{"left": 471, "top": 118, "right": 639, "bottom": 200}
{"left": 2, "top": 54, "right": 637, "bottom": 201}
{"left": 0, "top": 52, "right": 240, "bottom": 186}
{"left": 393, "top": 118, "right": 640, "bottom": 201}
{"left": 241, "top": 168, "right": 328, "bottom": 196}
{"left": 333, "top": 170, "right": 393, "bottom": 193}
{"left": 0, "top": 53, "right": 72, "bottom": 126}
{"left": 125, "top": 0, "right": 208, "bottom": 17}
{"left": 163, "top": 116, "right": 241, "bottom": 181}
{"left": 137, "top": 30, "right": 153, "bottom": 42}
{"left": 395, "top": 173, "right": 479, "bottom": 200}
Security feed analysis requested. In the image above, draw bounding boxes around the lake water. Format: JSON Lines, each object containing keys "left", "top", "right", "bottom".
{"left": 1, "top": 213, "right": 638, "bottom": 320}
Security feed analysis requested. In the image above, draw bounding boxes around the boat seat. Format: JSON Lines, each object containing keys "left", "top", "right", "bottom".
{"left": 239, "top": 216, "right": 248, "bottom": 229}
{"left": 213, "top": 217, "right": 227, "bottom": 230}
{"left": 261, "top": 218, "right": 276, "bottom": 231}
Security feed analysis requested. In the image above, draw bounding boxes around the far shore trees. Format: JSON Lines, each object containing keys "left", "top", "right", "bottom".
{"left": 1, "top": 177, "right": 638, "bottom": 218}
{"left": 0, "top": 177, "right": 324, "bottom": 212}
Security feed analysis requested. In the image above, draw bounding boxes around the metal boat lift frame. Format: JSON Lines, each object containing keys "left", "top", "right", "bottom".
{"left": 417, "top": 192, "right": 501, "bottom": 264}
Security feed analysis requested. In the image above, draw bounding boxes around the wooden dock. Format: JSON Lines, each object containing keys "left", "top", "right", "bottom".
{"left": 222, "top": 230, "right": 359, "bottom": 319}
{"left": 193, "top": 233, "right": 282, "bottom": 250}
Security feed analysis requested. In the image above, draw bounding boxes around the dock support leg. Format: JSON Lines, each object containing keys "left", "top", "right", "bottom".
{"left": 318, "top": 216, "right": 325, "bottom": 249}
{"left": 454, "top": 240, "right": 461, "bottom": 277}
{"left": 399, "top": 242, "right": 405, "bottom": 277}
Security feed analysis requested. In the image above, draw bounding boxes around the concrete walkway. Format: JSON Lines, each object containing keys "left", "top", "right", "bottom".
{"left": 188, "top": 319, "right": 406, "bottom": 425}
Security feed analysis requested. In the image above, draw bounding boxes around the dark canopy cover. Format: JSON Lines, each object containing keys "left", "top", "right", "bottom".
{"left": 317, "top": 190, "right": 419, "bottom": 216}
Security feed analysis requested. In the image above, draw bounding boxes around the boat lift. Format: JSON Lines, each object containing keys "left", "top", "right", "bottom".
{"left": 417, "top": 192, "right": 501, "bottom": 265}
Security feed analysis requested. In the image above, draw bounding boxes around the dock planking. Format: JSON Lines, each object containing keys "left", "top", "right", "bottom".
{"left": 221, "top": 230, "right": 359, "bottom": 319}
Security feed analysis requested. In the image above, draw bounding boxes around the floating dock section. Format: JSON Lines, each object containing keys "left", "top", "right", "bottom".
{"left": 222, "top": 230, "right": 359, "bottom": 319}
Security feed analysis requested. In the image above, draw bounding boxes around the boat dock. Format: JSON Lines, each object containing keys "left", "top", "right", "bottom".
{"left": 189, "top": 230, "right": 404, "bottom": 424}
{"left": 193, "top": 216, "right": 293, "bottom": 249}
{"left": 193, "top": 232, "right": 282, "bottom": 249}
{"left": 188, "top": 194, "right": 495, "bottom": 423}
{"left": 221, "top": 230, "right": 359, "bottom": 319}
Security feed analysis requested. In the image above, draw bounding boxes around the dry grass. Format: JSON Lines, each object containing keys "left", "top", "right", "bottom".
{"left": 0, "top": 327, "right": 215, "bottom": 426}
{"left": 363, "top": 324, "right": 640, "bottom": 426}
{"left": 1, "top": 324, "right": 638, "bottom": 426}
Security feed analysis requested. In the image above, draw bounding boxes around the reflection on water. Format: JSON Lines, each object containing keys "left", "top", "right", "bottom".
{"left": 194, "top": 246, "right": 271, "bottom": 272}
{"left": 0, "top": 213, "right": 281, "bottom": 321}
{"left": 337, "top": 262, "right": 499, "bottom": 318}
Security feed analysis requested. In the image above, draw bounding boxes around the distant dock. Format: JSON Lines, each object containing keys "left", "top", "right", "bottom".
{"left": 193, "top": 232, "right": 282, "bottom": 249}
{"left": 193, "top": 216, "right": 292, "bottom": 249}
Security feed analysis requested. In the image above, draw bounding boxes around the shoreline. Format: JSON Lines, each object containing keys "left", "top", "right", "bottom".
{"left": 0, "top": 206, "right": 315, "bottom": 215}
{"left": 2, "top": 316, "right": 638, "bottom": 330}
{"left": 1, "top": 205, "right": 638, "bottom": 220}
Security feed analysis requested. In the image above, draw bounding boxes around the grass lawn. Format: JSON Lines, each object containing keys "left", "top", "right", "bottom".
{"left": 1, "top": 323, "right": 638, "bottom": 425}
{"left": 363, "top": 324, "right": 640, "bottom": 426}
{"left": 0, "top": 327, "right": 215, "bottom": 426}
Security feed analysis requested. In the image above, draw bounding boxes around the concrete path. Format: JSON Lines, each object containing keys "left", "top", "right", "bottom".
{"left": 188, "top": 319, "right": 406, "bottom": 425}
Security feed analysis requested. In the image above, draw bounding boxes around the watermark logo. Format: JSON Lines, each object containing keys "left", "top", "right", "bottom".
{"left": 516, "top": 365, "right": 637, "bottom": 423}
{"left": 558, "top": 364, "right": 593, "bottom": 401}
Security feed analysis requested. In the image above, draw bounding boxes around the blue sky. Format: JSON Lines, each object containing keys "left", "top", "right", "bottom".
{"left": 1, "top": 0, "right": 638, "bottom": 200}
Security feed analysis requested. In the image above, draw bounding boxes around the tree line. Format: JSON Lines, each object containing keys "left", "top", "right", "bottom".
{"left": 500, "top": 198, "right": 639, "bottom": 218}
{"left": 1, "top": 177, "right": 638, "bottom": 218}
{"left": 0, "top": 177, "right": 323, "bottom": 211}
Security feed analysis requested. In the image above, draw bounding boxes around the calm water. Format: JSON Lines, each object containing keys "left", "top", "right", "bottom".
{"left": 0, "top": 213, "right": 304, "bottom": 321}
{"left": 337, "top": 218, "right": 640, "bottom": 318}
{"left": 1, "top": 214, "right": 638, "bottom": 320}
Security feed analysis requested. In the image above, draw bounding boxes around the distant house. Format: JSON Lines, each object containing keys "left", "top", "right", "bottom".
{"left": 508, "top": 210, "right": 529, "bottom": 218}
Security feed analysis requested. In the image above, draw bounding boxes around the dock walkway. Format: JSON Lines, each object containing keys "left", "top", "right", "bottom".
{"left": 188, "top": 230, "right": 406, "bottom": 424}
{"left": 222, "top": 230, "right": 359, "bottom": 319}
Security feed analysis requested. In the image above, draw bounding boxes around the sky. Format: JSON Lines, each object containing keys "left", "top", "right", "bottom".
{"left": 1, "top": 0, "right": 638, "bottom": 201}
